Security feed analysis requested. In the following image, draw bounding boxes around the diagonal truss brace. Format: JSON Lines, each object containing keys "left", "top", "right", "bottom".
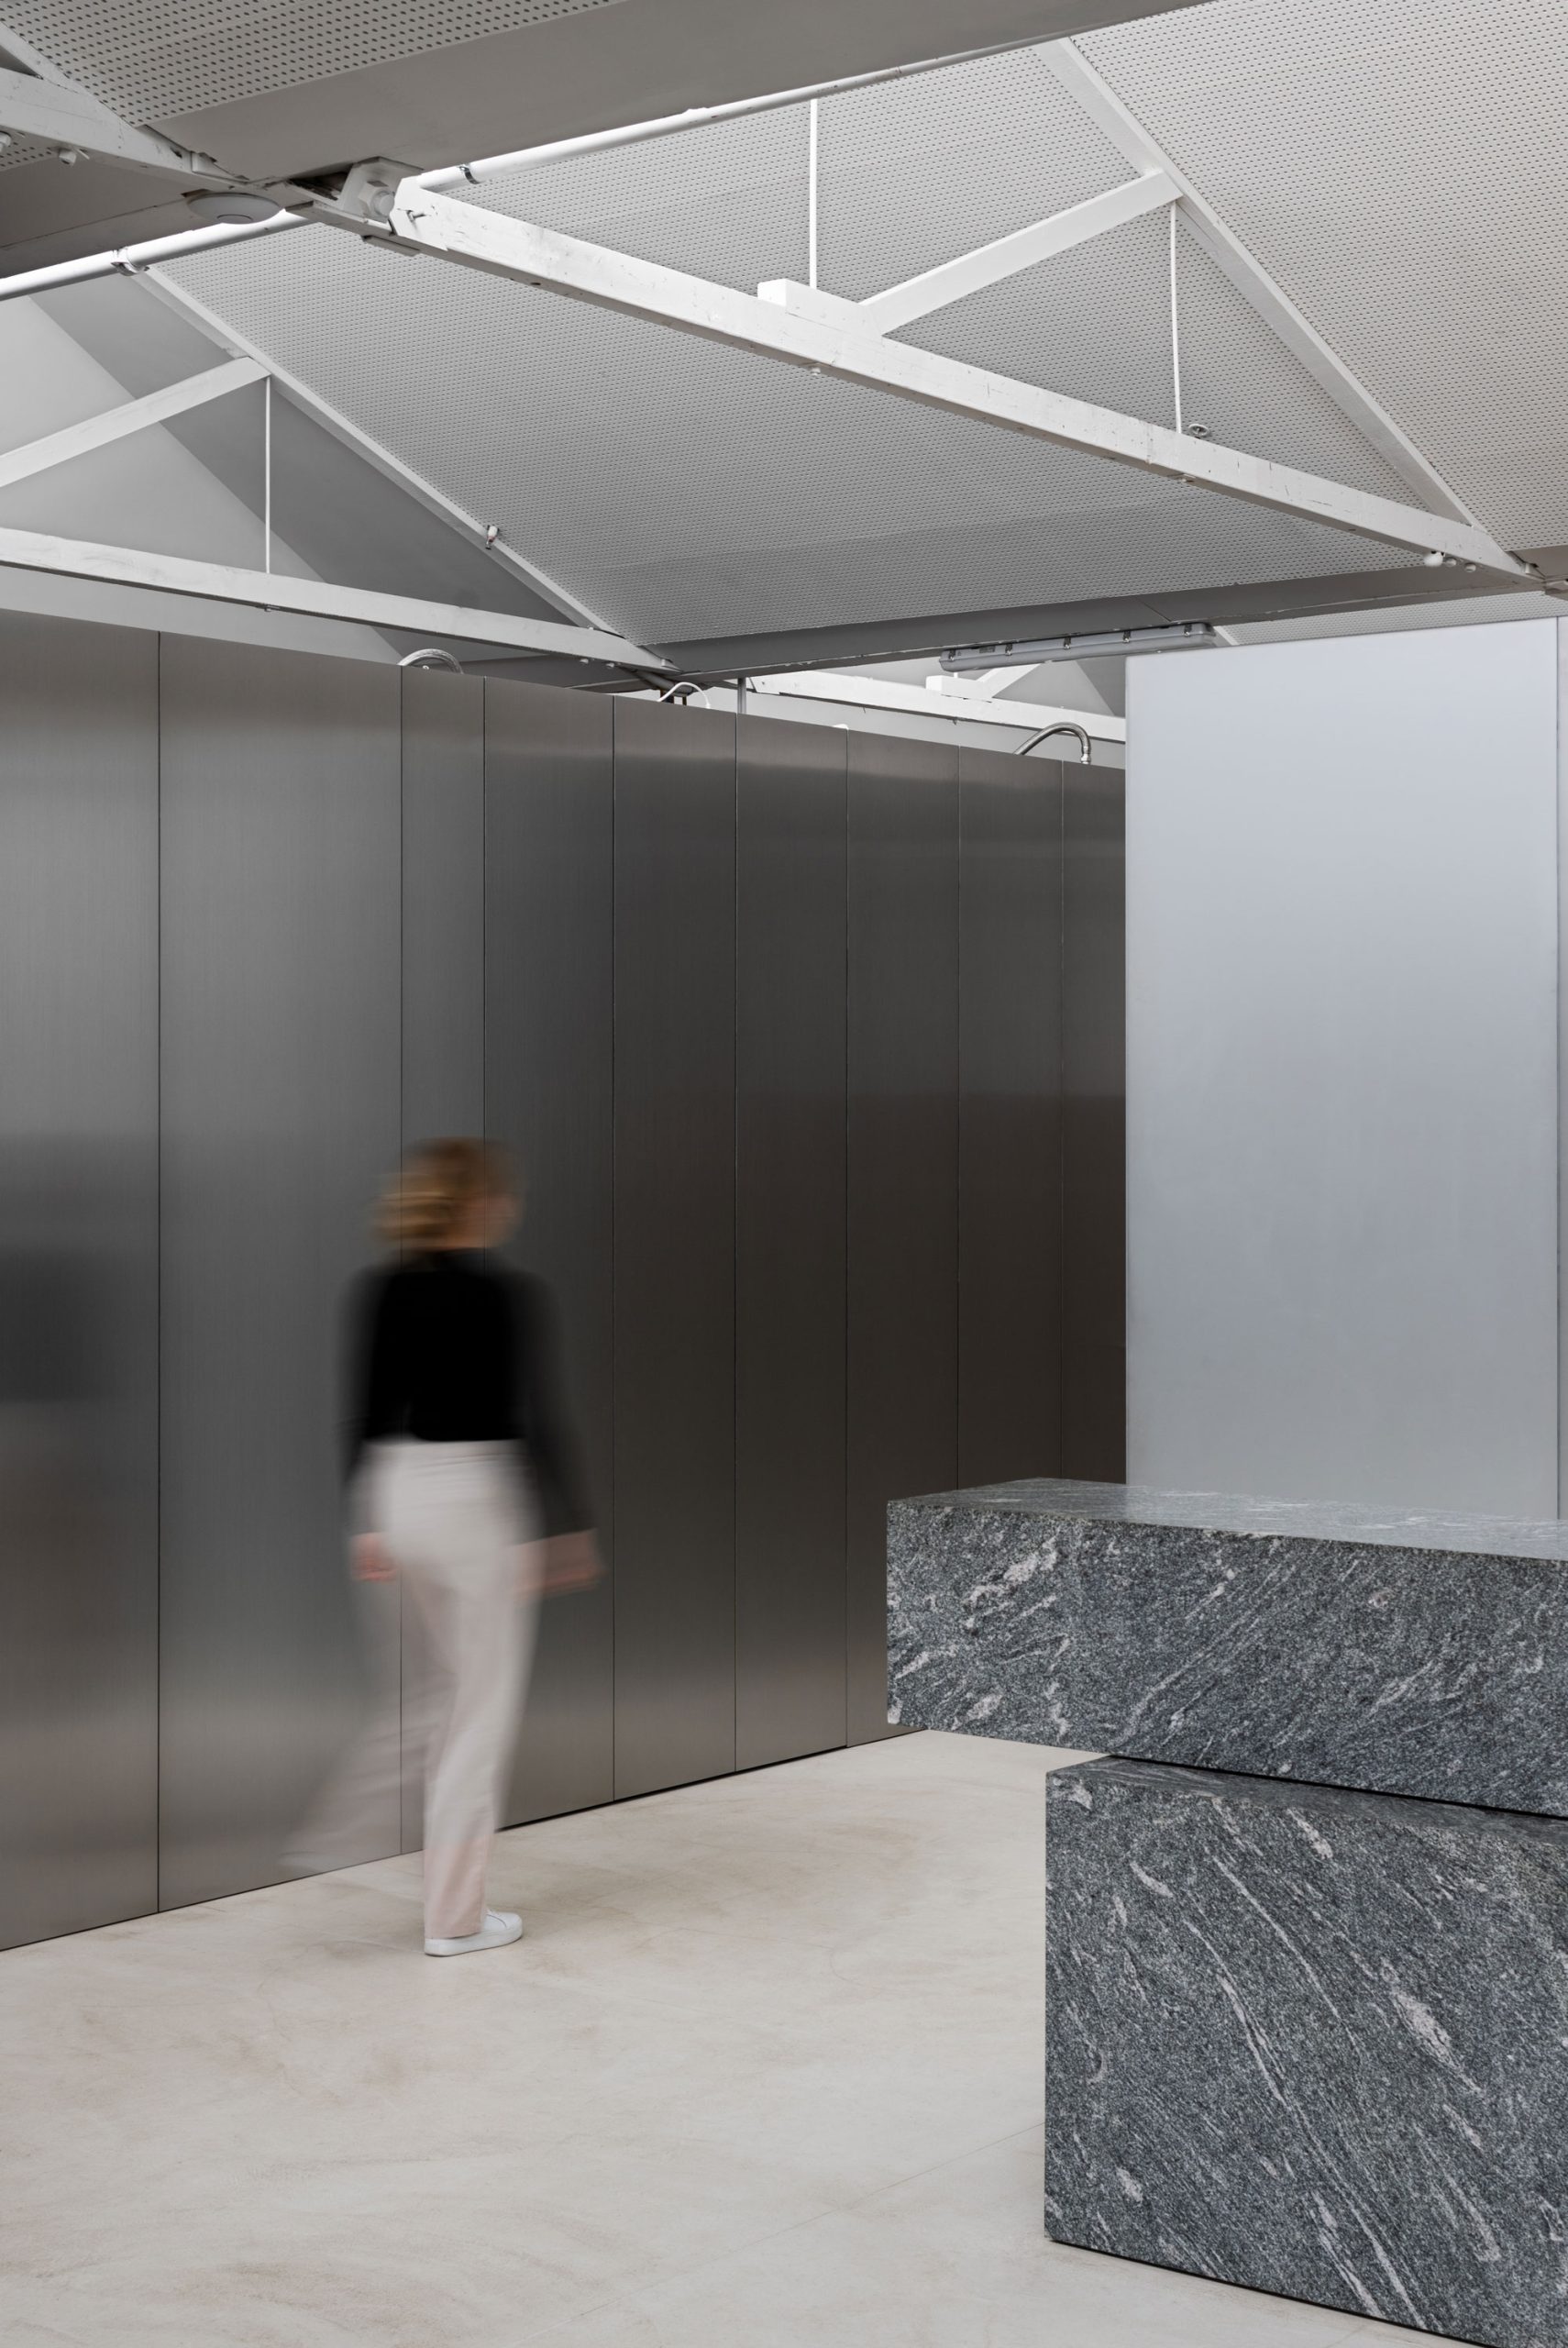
{"left": 1042, "top": 41, "right": 1476, "bottom": 527}
{"left": 857, "top": 171, "right": 1176, "bottom": 333}
{"left": 141, "top": 268, "right": 614, "bottom": 631}
{"left": 0, "top": 357, "right": 263, "bottom": 491}
{"left": 759, "top": 170, "right": 1176, "bottom": 335}
{"left": 331, "top": 183, "right": 1524, "bottom": 578}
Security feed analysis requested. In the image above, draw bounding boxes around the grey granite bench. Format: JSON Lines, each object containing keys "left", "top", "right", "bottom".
{"left": 888, "top": 1478, "right": 1568, "bottom": 2348}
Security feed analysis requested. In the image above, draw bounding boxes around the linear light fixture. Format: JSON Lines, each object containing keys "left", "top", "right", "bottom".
{"left": 940, "top": 622, "right": 1221, "bottom": 670}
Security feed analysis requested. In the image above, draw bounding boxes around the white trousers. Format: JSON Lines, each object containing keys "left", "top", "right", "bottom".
{"left": 372, "top": 1440, "right": 539, "bottom": 1940}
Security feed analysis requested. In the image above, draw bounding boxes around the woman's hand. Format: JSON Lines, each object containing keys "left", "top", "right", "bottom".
{"left": 539, "top": 1530, "right": 604, "bottom": 1596}
{"left": 350, "top": 1533, "right": 396, "bottom": 1582}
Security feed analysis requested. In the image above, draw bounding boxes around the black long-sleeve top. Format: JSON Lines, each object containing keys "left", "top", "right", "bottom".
{"left": 345, "top": 1251, "right": 592, "bottom": 1536}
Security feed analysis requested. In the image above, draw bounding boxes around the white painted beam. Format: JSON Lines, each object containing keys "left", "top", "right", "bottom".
{"left": 367, "top": 187, "right": 1525, "bottom": 577}
{"left": 0, "top": 358, "right": 264, "bottom": 491}
{"left": 0, "top": 525, "right": 666, "bottom": 667}
{"left": 1043, "top": 41, "right": 1476, "bottom": 528}
{"left": 143, "top": 269, "right": 613, "bottom": 632}
{"left": 857, "top": 172, "right": 1176, "bottom": 334}
{"left": 0, "top": 61, "right": 226, "bottom": 181}
{"left": 753, "top": 669, "right": 1125, "bottom": 742}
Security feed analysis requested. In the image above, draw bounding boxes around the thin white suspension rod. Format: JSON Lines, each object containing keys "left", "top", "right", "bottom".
{"left": 807, "top": 100, "right": 820, "bottom": 291}
{"left": 1169, "top": 203, "right": 1182, "bottom": 436}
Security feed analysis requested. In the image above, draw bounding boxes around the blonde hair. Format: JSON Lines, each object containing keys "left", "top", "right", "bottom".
{"left": 376, "top": 1137, "right": 512, "bottom": 1251}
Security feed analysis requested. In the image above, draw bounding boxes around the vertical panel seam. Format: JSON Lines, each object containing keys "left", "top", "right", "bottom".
{"left": 155, "top": 632, "right": 165, "bottom": 1913}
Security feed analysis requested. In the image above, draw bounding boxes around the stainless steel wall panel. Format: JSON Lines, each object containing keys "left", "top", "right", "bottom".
{"left": 847, "top": 733, "right": 959, "bottom": 1745}
{"left": 158, "top": 638, "right": 403, "bottom": 1908}
{"left": 398, "top": 667, "right": 484, "bottom": 1853}
{"left": 1063, "top": 763, "right": 1127, "bottom": 1480}
{"left": 0, "top": 612, "right": 159, "bottom": 1950}
{"left": 612, "top": 696, "right": 736, "bottom": 1797}
{"left": 957, "top": 746, "right": 1065, "bottom": 1490}
{"left": 484, "top": 678, "right": 615, "bottom": 1824}
{"left": 735, "top": 715, "right": 847, "bottom": 1771}
{"left": 402, "top": 668, "right": 485, "bottom": 1140}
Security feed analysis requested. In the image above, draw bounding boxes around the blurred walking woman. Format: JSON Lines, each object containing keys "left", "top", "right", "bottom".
{"left": 345, "top": 1139, "right": 599, "bottom": 1957}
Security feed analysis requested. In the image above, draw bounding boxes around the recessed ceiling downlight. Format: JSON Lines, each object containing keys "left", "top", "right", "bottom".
{"left": 184, "top": 191, "right": 282, "bottom": 226}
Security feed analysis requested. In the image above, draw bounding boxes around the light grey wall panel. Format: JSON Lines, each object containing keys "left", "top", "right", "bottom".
{"left": 847, "top": 733, "right": 959, "bottom": 1745}
{"left": 957, "top": 746, "right": 1064, "bottom": 1490}
{"left": 484, "top": 677, "right": 615, "bottom": 1824}
{"left": 612, "top": 697, "right": 736, "bottom": 1797}
{"left": 1063, "top": 761, "right": 1126, "bottom": 1481}
{"left": 0, "top": 613, "right": 159, "bottom": 1950}
{"left": 159, "top": 637, "right": 402, "bottom": 1907}
{"left": 1127, "top": 621, "right": 1559, "bottom": 1514}
{"left": 735, "top": 714, "right": 847, "bottom": 1770}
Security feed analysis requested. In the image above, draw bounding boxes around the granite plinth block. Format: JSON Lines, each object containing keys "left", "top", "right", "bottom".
{"left": 1046, "top": 1757, "right": 1568, "bottom": 2348}
{"left": 889, "top": 1478, "right": 1568, "bottom": 1817}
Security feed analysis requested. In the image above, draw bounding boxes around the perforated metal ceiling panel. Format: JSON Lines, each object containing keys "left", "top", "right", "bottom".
{"left": 1079, "top": 0, "right": 1568, "bottom": 543}
{"left": 0, "top": 0, "right": 619, "bottom": 122}
{"left": 172, "top": 212, "right": 1400, "bottom": 645}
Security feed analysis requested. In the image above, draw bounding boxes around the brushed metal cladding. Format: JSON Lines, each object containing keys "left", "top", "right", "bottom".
{"left": 158, "top": 637, "right": 402, "bottom": 1909}
{"left": 484, "top": 678, "right": 614, "bottom": 1824}
{"left": 735, "top": 715, "right": 848, "bottom": 1770}
{"left": 397, "top": 666, "right": 483, "bottom": 1855}
{"left": 957, "top": 746, "right": 1065, "bottom": 1490}
{"left": 1062, "top": 761, "right": 1125, "bottom": 1480}
{"left": 402, "top": 669, "right": 485, "bottom": 1142}
{"left": 846, "top": 731, "right": 958, "bottom": 1744}
{"left": 612, "top": 696, "right": 737, "bottom": 1797}
{"left": 0, "top": 612, "right": 158, "bottom": 1951}
{"left": 1126, "top": 622, "right": 1558, "bottom": 1514}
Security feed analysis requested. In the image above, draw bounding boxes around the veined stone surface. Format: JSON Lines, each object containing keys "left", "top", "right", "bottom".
{"left": 887, "top": 1479, "right": 1568, "bottom": 1817}
{"left": 1045, "top": 1757, "right": 1568, "bottom": 2348}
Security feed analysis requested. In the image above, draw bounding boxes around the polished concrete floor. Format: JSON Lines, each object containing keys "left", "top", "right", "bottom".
{"left": 2, "top": 1730, "right": 1459, "bottom": 2347}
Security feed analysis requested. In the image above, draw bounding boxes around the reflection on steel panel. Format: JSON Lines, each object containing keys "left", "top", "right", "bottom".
{"left": 158, "top": 639, "right": 403, "bottom": 1908}
{"left": 485, "top": 678, "right": 615, "bottom": 1824}
{"left": 958, "top": 747, "right": 1065, "bottom": 1488}
{"left": 399, "top": 667, "right": 485, "bottom": 1853}
{"left": 0, "top": 613, "right": 158, "bottom": 1950}
{"left": 735, "top": 715, "right": 848, "bottom": 1770}
{"left": 1063, "top": 764, "right": 1126, "bottom": 1479}
{"left": 613, "top": 696, "right": 736, "bottom": 1798}
{"left": 402, "top": 669, "right": 485, "bottom": 1141}
{"left": 847, "top": 732, "right": 959, "bottom": 1746}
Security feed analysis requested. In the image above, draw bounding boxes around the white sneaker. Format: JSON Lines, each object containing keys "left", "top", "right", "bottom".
{"left": 425, "top": 1909, "right": 523, "bottom": 1957}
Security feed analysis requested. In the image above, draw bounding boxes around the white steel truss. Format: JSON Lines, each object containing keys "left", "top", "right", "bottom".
{"left": 142, "top": 270, "right": 613, "bottom": 631}
{"left": 0, "top": 357, "right": 263, "bottom": 491}
{"left": 323, "top": 182, "right": 1522, "bottom": 577}
{"left": 0, "top": 523, "right": 666, "bottom": 667}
